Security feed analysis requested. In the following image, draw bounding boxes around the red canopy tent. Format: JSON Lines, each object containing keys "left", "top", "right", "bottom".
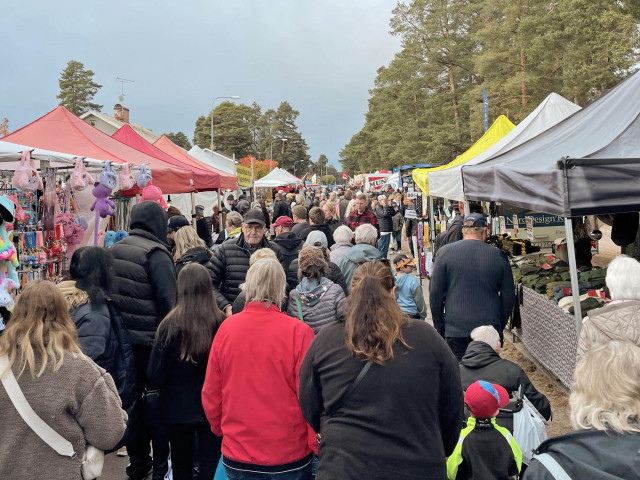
{"left": 154, "top": 135, "right": 238, "bottom": 191}
{"left": 112, "top": 125, "right": 221, "bottom": 191}
{"left": 1, "top": 106, "right": 194, "bottom": 193}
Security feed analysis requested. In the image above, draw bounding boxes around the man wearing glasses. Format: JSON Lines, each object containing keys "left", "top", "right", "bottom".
{"left": 207, "top": 208, "right": 282, "bottom": 316}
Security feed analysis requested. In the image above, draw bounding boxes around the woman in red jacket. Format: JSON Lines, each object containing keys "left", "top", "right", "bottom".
{"left": 202, "top": 257, "right": 315, "bottom": 480}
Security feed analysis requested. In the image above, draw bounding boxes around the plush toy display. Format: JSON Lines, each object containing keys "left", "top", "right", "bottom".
{"left": 103, "top": 231, "right": 117, "bottom": 248}
{"left": 55, "top": 212, "right": 84, "bottom": 257}
{"left": 12, "top": 150, "right": 43, "bottom": 192}
{"left": 0, "top": 278, "right": 17, "bottom": 312}
{"left": 70, "top": 157, "right": 95, "bottom": 191}
{"left": 116, "top": 230, "right": 129, "bottom": 242}
{"left": 100, "top": 161, "right": 118, "bottom": 190}
{"left": 97, "top": 230, "right": 106, "bottom": 247}
{"left": 90, "top": 182, "right": 116, "bottom": 246}
{"left": 0, "top": 196, "right": 19, "bottom": 284}
{"left": 120, "top": 162, "right": 135, "bottom": 190}
{"left": 140, "top": 184, "right": 167, "bottom": 209}
{"left": 42, "top": 172, "right": 57, "bottom": 231}
{"left": 137, "top": 164, "right": 152, "bottom": 188}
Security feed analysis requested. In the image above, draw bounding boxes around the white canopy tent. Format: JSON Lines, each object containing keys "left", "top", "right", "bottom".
{"left": 427, "top": 93, "right": 581, "bottom": 201}
{"left": 253, "top": 167, "right": 303, "bottom": 188}
{"left": 188, "top": 145, "right": 236, "bottom": 175}
{"left": 0, "top": 140, "right": 108, "bottom": 171}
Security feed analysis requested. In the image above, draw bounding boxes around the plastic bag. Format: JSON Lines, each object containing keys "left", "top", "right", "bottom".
{"left": 513, "top": 396, "right": 548, "bottom": 464}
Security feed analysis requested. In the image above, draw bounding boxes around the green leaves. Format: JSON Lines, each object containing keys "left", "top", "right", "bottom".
{"left": 56, "top": 60, "right": 102, "bottom": 116}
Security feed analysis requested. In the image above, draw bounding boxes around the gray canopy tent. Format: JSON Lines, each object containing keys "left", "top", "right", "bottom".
{"left": 462, "top": 69, "right": 640, "bottom": 334}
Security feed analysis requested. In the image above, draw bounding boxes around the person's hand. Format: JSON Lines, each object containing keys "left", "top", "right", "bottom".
{"left": 224, "top": 305, "right": 233, "bottom": 317}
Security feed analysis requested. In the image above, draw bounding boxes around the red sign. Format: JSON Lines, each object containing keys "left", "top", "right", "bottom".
{"left": 367, "top": 175, "right": 391, "bottom": 191}
{"left": 342, "top": 171, "right": 349, "bottom": 180}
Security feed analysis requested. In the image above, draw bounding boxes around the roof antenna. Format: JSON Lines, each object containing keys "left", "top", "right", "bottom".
{"left": 116, "top": 77, "right": 135, "bottom": 103}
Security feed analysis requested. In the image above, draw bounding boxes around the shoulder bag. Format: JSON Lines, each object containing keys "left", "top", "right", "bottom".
{"left": 0, "top": 355, "right": 104, "bottom": 479}
{"left": 295, "top": 295, "right": 304, "bottom": 321}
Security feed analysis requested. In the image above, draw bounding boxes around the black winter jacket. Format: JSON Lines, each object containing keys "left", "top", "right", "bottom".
{"left": 271, "top": 232, "right": 304, "bottom": 272}
{"left": 287, "top": 257, "right": 348, "bottom": 295}
{"left": 375, "top": 204, "right": 396, "bottom": 233}
{"left": 459, "top": 341, "right": 552, "bottom": 431}
{"left": 110, "top": 201, "right": 177, "bottom": 348}
{"left": 196, "top": 217, "right": 213, "bottom": 247}
{"left": 273, "top": 199, "right": 292, "bottom": 220}
{"left": 206, "top": 233, "right": 282, "bottom": 310}
{"left": 175, "top": 246, "right": 212, "bottom": 276}
{"left": 524, "top": 429, "right": 639, "bottom": 479}
{"left": 292, "top": 221, "right": 312, "bottom": 240}
{"left": 339, "top": 198, "right": 349, "bottom": 220}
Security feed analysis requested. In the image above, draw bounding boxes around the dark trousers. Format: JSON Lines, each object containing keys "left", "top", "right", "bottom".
{"left": 446, "top": 336, "right": 472, "bottom": 362}
{"left": 127, "top": 346, "right": 170, "bottom": 475}
{"left": 225, "top": 462, "right": 312, "bottom": 480}
{"left": 167, "top": 422, "right": 222, "bottom": 480}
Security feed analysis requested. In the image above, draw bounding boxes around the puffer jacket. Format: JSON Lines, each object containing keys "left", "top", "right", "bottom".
{"left": 375, "top": 203, "right": 395, "bottom": 233}
{"left": 273, "top": 199, "right": 292, "bottom": 220}
{"left": 271, "top": 232, "right": 304, "bottom": 272}
{"left": 524, "top": 429, "right": 639, "bottom": 479}
{"left": 196, "top": 217, "right": 214, "bottom": 247}
{"left": 577, "top": 299, "right": 640, "bottom": 360}
{"left": 175, "top": 246, "right": 212, "bottom": 276}
{"left": 206, "top": 233, "right": 282, "bottom": 310}
{"left": 287, "top": 278, "right": 345, "bottom": 334}
{"left": 336, "top": 243, "right": 383, "bottom": 293}
{"left": 330, "top": 242, "right": 352, "bottom": 263}
{"left": 287, "top": 257, "right": 348, "bottom": 295}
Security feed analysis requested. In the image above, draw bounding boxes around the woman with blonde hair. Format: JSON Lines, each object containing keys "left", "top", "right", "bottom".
{"left": 0, "top": 280, "right": 127, "bottom": 479}
{"left": 174, "top": 225, "right": 212, "bottom": 276}
{"left": 203, "top": 258, "right": 315, "bottom": 479}
{"left": 322, "top": 201, "right": 342, "bottom": 236}
{"left": 299, "top": 260, "right": 463, "bottom": 480}
{"left": 524, "top": 341, "right": 640, "bottom": 479}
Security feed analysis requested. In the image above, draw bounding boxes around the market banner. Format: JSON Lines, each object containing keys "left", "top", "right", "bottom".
{"left": 236, "top": 165, "right": 253, "bottom": 188}
{"left": 367, "top": 175, "right": 390, "bottom": 191}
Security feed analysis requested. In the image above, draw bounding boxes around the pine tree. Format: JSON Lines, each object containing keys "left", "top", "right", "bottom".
{"left": 56, "top": 60, "right": 102, "bottom": 115}
{"left": 163, "top": 132, "right": 192, "bottom": 150}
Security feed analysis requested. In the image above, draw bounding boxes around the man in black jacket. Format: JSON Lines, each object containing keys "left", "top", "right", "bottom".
{"left": 459, "top": 325, "right": 552, "bottom": 432}
{"left": 308, "top": 206, "right": 335, "bottom": 248}
{"left": 375, "top": 194, "right": 395, "bottom": 258}
{"left": 110, "top": 201, "right": 176, "bottom": 480}
{"left": 272, "top": 191, "right": 292, "bottom": 220}
{"left": 271, "top": 215, "right": 303, "bottom": 272}
{"left": 194, "top": 204, "right": 213, "bottom": 248}
{"left": 291, "top": 204, "right": 311, "bottom": 240}
{"left": 206, "top": 208, "right": 281, "bottom": 316}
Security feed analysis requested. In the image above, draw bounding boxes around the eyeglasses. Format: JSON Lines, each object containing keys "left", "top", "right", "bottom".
{"left": 244, "top": 224, "right": 265, "bottom": 232}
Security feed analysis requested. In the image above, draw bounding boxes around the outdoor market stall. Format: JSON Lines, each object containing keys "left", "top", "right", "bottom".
{"left": 461, "top": 69, "right": 640, "bottom": 386}
{"left": 253, "top": 167, "right": 303, "bottom": 188}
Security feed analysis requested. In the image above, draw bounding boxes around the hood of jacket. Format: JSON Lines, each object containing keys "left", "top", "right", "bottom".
{"left": 57, "top": 280, "right": 90, "bottom": 309}
{"left": 449, "top": 215, "right": 464, "bottom": 227}
{"left": 273, "top": 232, "right": 303, "bottom": 251}
{"left": 342, "top": 243, "right": 382, "bottom": 264}
{"left": 309, "top": 223, "right": 331, "bottom": 238}
{"left": 296, "top": 277, "right": 332, "bottom": 307}
{"left": 176, "top": 246, "right": 211, "bottom": 266}
{"left": 459, "top": 341, "right": 501, "bottom": 369}
{"left": 585, "top": 299, "right": 640, "bottom": 344}
{"left": 130, "top": 200, "right": 169, "bottom": 245}
{"left": 331, "top": 242, "right": 352, "bottom": 252}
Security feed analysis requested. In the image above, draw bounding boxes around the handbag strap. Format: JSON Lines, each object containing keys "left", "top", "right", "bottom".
{"left": 326, "top": 360, "right": 373, "bottom": 418}
{"left": 294, "top": 296, "right": 304, "bottom": 322}
{"left": 0, "top": 355, "right": 76, "bottom": 457}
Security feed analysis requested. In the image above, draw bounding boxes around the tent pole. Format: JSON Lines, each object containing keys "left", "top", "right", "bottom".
{"left": 564, "top": 216, "right": 583, "bottom": 337}
{"left": 191, "top": 191, "right": 196, "bottom": 228}
{"left": 217, "top": 188, "right": 223, "bottom": 234}
{"left": 429, "top": 196, "right": 436, "bottom": 242}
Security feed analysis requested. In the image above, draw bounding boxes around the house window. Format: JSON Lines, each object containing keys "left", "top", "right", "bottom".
{"left": 89, "top": 120, "right": 96, "bottom": 126}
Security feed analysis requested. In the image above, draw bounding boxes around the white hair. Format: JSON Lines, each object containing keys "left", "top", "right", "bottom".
{"left": 333, "top": 225, "right": 354, "bottom": 244}
{"left": 377, "top": 194, "right": 386, "bottom": 201}
{"left": 470, "top": 325, "right": 500, "bottom": 349}
{"left": 570, "top": 341, "right": 640, "bottom": 434}
{"left": 605, "top": 255, "right": 640, "bottom": 300}
{"left": 244, "top": 258, "right": 286, "bottom": 309}
{"left": 355, "top": 224, "right": 378, "bottom": 245}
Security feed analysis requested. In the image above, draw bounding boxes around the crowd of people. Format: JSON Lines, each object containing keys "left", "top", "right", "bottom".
{"left": 0, "top": 184, "right": 638, "bottom": 480}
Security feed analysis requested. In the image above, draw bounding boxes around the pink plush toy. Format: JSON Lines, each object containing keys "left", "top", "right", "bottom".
{"left": 70, "top": 157, "right": 95, "bottom": 191}
{"left": 140, "top": 184, "right": 167, "bottom": 209}
{"left": 120, "top": 162, "right": 135, "bottom": 190}
{"left": 55, "top": 212, "right": 84, "bottom": 256}
{"left": 12, "top": 150, "right": 43, "bottom": 192}
{"left": 90, "top": 182, "right": 115, "bottom": 246}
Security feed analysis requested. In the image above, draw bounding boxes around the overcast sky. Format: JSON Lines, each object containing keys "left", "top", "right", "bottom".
{"left": 1, "top": 0, "right": 402, "bottom": 167}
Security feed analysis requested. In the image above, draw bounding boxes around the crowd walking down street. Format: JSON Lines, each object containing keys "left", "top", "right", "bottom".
{"left": 1, "top": 186, "right": 639, "bottom": 480}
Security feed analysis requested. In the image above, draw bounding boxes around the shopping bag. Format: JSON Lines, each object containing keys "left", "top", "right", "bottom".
{"left": 513, "top": 396, "right": 548, "bottom": 464}
{"left": 214, "top": 456, "right": 228, "bottom": 480}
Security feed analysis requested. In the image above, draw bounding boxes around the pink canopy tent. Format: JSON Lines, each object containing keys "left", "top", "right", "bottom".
{"left": 112, "top": 125, "right": 221, "bottom": 191}
{"left": 1, "top": 106, "right": 194, "bottom": 193}
{"left": 154, "top": 135, "right": 238, "bottom": 191}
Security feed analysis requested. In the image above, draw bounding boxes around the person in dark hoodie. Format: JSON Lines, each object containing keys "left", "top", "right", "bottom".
{"left": 194, "top": 204, "right": 213, "bottom": 248}
{"left": 433, "top": 215, "right": 464, "bottom": 260}
{"left": 308, "top": 206, "right": 335, "bottom": 248}
{"left": 273, "top": 191, "right": 292, "bottom": 219}
{"left": 271, "top": 215, "right": 303, "bottom": 272}
{"left": 173, "top": 226, "right": 212, "bottom": 276}
{"left": 459, "top": 326, "right": 552, "bottom": 433}
{"left": 110, "top": 200, "right": 176, "bottom": 480}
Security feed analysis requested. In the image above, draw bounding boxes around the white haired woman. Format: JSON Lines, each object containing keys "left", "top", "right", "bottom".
{"left": 577, "top": 255, "right": 640, "bottom": 360}
{"left": 524, "top": 341, "right": 640, "bottom": 479}
{"left": 202, "top": 258, "right": 316, "bottom": 480}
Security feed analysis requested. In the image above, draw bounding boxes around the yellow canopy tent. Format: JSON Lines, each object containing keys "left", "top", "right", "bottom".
{"left": 412, "top": 115, "right": 515, "bottom": 194}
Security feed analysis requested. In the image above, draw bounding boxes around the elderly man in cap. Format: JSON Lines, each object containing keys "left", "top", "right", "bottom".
{"left": 429, "top": 213, "right": 515, "bottom": 361}
{"left": 206, "top": 208, "right": 281, "bottom": 316}
{"left": 271, "top": 215, "right": 304, "bottom": 271}
{"left": 194, "top": 204, "right": 213, "bottom": 248}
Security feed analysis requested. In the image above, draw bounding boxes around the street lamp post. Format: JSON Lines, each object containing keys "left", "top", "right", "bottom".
{"left": 210, "top": 95, "right": 240, "bottom": 150}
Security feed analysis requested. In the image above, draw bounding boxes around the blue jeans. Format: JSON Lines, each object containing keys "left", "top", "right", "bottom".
{"left": 225, "top": 463, "right": 312, "bottom": 480}
{"left": 377, "top": 233, "right": 391, "bottom": 258}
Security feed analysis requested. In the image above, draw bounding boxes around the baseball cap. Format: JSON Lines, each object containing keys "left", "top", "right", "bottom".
{"left": 464, "top": 380, "right": 509, "bottom": 419}
{"left": 167, "top": 215, "right": 190, "bottom": 233}
{"left": 305, "top": 230, "right": 328, "bottom": 249}
{"left": 463, "top": 213, "right": 487, "bottom": 228}
{"left": 195, "top": 205, "right": 205, "bottom": 217}
{"left": 242, "top": 208, "right": 266, "bottom": 226}
{"left": 273, "top": 216, "right": 294, "bottom": 228}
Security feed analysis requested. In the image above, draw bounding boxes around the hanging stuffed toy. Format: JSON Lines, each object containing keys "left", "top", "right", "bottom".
{"left": 137, "top": 164, "right": 152, "bottom": 188}
{"left": 100, "top": 161, "right": 118, "bottom": 190}
{"left": 120, "top": 162, "right": 135, "bottom": 190}
{"left": 90, "top": 182, "right": 116, "bottom": 246}
{"left": 0, "top": 278, "right": 18, "bottom": 312}
{"left": 55, "top": 212, "right": 84, "bottom": 257}
{"left": 42, "top": 172, "right": 57, "bottom": 231}
{"left": 116, "top": 230, "right": 129, "bottom": 242}
{"left": 12, "top": 150, "right": 43, "bottom": 192}
{"left": 140, "top": 184, "right": 167, "bottom": 209}
{"left": 103, "top": 231, "right": 117, "bottom": 248}
{"left": 70, "top": 157, "right": 95, "bottom": 191}
{"left": 97, "top": 230, "right": 106, "bottom": 247}
{"left": 0, "top": 196, "right": 19, "bottom": 285}
{"left": 6, "top": 195, "right": 26, "bottom": 222}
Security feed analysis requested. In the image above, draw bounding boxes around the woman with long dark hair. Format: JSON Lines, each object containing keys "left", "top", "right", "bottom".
{"left": 298, "top": 260, "right": 464, "bottom": 480}
{"left": 147, "top": 263, "right": 224, "bottom": 480}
